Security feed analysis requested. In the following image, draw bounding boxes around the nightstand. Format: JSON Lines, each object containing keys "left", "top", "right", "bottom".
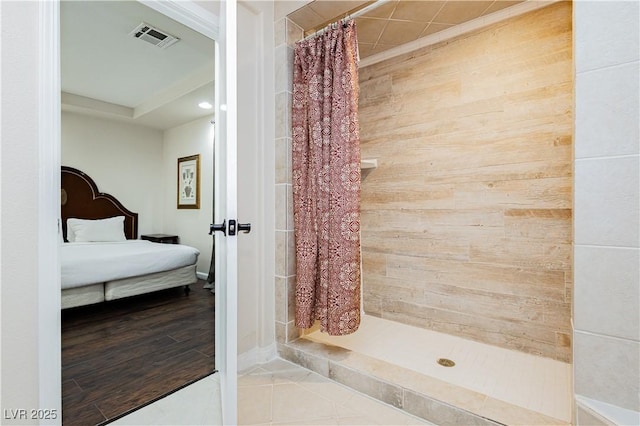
{"left": 141, "top": 234, "right": 179, "bottom": 244}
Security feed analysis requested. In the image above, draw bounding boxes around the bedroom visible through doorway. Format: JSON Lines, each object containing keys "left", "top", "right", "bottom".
{"left": 59, "top": 1, "right": 217, "bottom": 423}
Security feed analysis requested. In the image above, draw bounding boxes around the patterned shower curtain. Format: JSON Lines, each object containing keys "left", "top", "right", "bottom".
{"left": 292, "top": 20, "right": 361, "bottom": 335}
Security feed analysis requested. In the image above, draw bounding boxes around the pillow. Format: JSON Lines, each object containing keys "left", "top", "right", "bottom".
{"left": 67, "top": 216, "right": 126, "bottom": 242}
{"left": 66, "top": 222, "right": 76, "bottom": 242}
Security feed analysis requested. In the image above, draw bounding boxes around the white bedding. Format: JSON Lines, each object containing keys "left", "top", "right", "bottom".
{"left": 61, "top": 240, "right": 200, "bottom": 289}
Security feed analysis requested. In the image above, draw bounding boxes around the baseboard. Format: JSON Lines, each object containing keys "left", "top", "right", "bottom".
{"left": 196, "top": 271, "right": 208, "bottom": 280}
{"left": 238, "top": 343, "right": 278, "bottom": 372}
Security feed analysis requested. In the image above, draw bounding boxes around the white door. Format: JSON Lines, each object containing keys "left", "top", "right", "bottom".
{"left": 213, "top": 1, "right": 239, "bottom": 424}
{"left": 151, "top": 2, "right": 242, "bottom": 423}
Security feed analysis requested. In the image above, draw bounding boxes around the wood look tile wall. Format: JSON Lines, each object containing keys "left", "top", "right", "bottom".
{"left": 358, "top": 2, "right": 573, "bottom": 362}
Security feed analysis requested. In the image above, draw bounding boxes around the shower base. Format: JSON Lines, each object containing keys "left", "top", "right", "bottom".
{"left": 280, "top": 315, "right": 571, "bottom": 425}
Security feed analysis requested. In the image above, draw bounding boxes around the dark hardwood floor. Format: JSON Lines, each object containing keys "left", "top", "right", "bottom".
{"left": 61, "top": 280, "right": 215, "bottom": 425}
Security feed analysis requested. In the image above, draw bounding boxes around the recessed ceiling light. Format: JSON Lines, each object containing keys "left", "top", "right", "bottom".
{"left": 198, "top": 101, "right": 213, "bottom": 110}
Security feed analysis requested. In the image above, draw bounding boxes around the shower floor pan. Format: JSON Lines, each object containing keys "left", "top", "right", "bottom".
{"left": 280, "top": 315, "right": 571, "bottom": 426}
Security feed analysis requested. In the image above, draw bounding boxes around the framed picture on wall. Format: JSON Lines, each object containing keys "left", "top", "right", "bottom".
{"left": 177, "top": 154, "right": 200, "bottom": 209}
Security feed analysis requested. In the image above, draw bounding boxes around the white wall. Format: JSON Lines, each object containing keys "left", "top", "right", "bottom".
{"left": 235, "top": 0, "right": 276, "bottom": 369}
{"left": 62, "top": 111, "right": 164, "bottom": 237}
{"left": 573, "top": 0, "right": 640, "bottom": 423}
{"left": 163, "top": 115, "right": 214, "bottom": 277}
{"left": 1, "top": 2, "right": 45, "bottom": 422}
{"left": 237, "top": 0, "right": 261, "bottom": 358}
{"left": 1, "top": 1, "right": 60, "bottom": 423}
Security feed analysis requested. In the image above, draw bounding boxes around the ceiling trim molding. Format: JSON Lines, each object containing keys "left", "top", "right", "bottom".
{"left": 139, "top": 0, "right": 219, "bottom": 40}
{"left": 133, "top": 66, "right": 214, "bottom": 119}
{"left": 359, "top": 0, "right": 560, "bottom": 68}
{"left": 62, "top": 92, "right": 134, "bottom": 119}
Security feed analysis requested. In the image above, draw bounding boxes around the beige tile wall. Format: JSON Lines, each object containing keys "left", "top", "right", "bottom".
{"left": 274, "top": 14, "right": 303, "bottom": 345}
{"left": 357, "top": 2, "right": 573, "bottom": 362}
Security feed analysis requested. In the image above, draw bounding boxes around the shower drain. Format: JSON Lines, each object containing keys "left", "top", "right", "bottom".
{"left": 437, "top": 358, "right": 455, "bottom": 367}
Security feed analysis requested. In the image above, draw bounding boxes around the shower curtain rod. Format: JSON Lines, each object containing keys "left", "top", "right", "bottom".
{"left": 301, "top": 0, "right": 392, "bottom": 41}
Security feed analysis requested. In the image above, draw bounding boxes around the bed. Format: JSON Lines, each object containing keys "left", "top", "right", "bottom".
{"left": 61, "top": 166, "right": 200, "bottom": 309}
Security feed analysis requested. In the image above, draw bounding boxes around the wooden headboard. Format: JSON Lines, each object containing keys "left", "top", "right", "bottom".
{"left": 61, "top": 166, "right": 138, "bottom": 240}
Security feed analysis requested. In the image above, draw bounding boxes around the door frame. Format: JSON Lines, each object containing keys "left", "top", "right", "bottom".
{"left": 216, "top": 1, "right": 239, "bottom": 424}
{"left": 36, "top": 0, "right": 226, "bottom": 422}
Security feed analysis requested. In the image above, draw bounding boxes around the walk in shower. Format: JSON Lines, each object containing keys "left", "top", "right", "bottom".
{"left": 278, "top": 1, "right": 573, "bottom": 424}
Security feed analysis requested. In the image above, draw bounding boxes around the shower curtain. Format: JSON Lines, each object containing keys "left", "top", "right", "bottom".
{"left": 292, "top": 20, "right": 361, "bottom": 335}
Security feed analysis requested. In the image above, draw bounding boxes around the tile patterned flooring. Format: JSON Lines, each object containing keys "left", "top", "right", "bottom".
{"left": 110, "top": 359, "right": 430, "bottom": 425}
{"left": 238, "top": 359, "right": 431, "bottom": 425}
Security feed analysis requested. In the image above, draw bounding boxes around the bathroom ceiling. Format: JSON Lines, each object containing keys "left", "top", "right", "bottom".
{"left": 288, "top": 0, "right": 524, "bottom": 58}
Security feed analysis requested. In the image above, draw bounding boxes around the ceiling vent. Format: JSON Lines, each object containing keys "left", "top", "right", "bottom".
{"left": 129, "top": 22, "right": 179, "bottom": 49}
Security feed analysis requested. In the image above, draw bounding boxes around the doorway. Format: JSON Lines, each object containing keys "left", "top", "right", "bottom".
{"left": 59, "top": 1, "right": 219, "bottom": 423}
